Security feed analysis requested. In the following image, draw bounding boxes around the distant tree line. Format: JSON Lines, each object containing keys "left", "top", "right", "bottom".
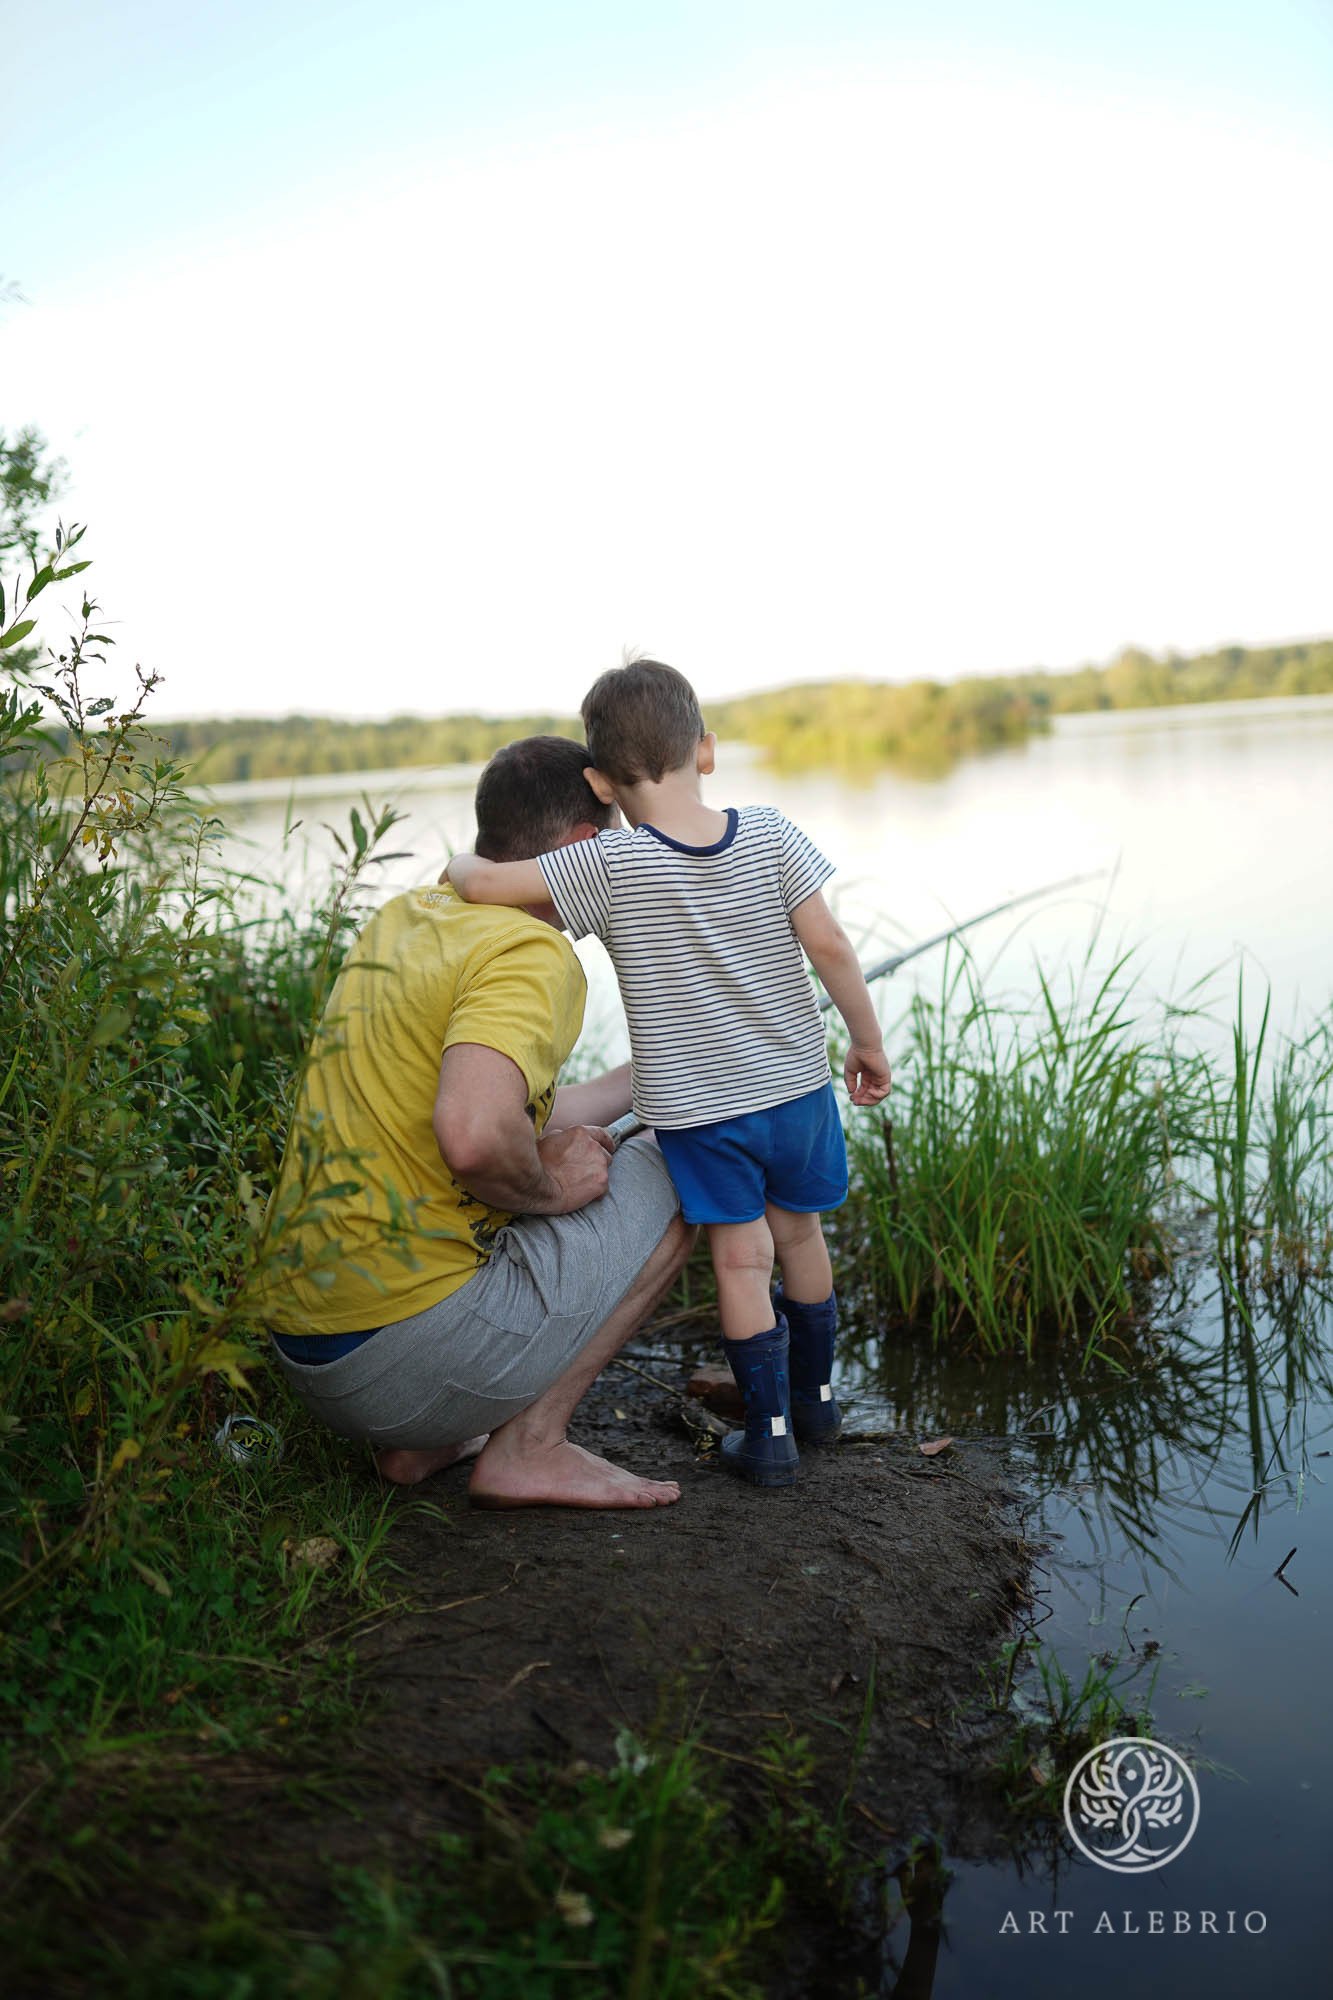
{"left": 707, "top": 639, "right": 1333, "bottom": 776}
{"left": 160, "top": 712, "right": 578, "bottom": 785}
{"left": 149, "top": 638, "right": 1333, "bottom": 785}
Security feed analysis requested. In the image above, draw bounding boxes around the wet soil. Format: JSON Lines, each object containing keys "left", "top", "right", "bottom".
{"left": 354, "top": 1357, "right": 1034, "bottom": 1859}
{"left": 6, "top": 1353, "right": 1037, "bottom": 1995}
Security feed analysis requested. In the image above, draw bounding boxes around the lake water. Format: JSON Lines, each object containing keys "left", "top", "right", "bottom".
{"left": 205, "top": 690, "right": 1333, "bottom": 1062}
{"left": 201, "top": 694, "right": 1333, "bottom": 1991}
{"left": 833, "top": 1276, "right": 1333, "bottom": 1995}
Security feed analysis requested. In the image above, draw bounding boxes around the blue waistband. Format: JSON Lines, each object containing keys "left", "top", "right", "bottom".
{"left": 271, "top": 1326, "right": 381, "bottom": 1366}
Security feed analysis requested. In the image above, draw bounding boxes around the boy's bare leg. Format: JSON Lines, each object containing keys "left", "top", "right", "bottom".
{"left": 707, "top": 1217, "right": 778, "bottom": 1340}
{"left": 765, "top": 1204, "right": 833, "bottom": 1303}
{"left": 461, "top": 1214, "right": 695, "bottom": 1509}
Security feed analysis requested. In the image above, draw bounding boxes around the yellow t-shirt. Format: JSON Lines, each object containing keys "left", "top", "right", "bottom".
{"left": 258, "top": 885, "right": 586, "bottom": 1336}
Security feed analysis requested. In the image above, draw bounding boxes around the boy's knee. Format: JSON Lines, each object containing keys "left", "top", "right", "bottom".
{"left": 709, "top": 1230, "right": 773, "bottom": 1277}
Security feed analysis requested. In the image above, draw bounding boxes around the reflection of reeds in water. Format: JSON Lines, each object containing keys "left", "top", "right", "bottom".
{"left": 832, "top": 1273, "right": 1333, "bottom": 1579}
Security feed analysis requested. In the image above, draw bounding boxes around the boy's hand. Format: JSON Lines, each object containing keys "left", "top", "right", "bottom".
{"left": 845, "top": 1043, "right": 891, "bottom": 1106}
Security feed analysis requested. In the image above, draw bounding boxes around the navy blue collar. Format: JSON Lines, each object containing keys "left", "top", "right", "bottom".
{"left": 640, "top": 807, "right": 738, "bottom": 856}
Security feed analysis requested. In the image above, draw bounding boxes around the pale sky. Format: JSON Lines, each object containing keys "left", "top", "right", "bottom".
{"left": 5, "top": 1, "right": 1332, "bottom": 719}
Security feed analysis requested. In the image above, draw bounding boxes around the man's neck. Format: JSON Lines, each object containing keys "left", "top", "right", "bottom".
{"left": 520, "top": 900, "right": 564, "bottom": 928}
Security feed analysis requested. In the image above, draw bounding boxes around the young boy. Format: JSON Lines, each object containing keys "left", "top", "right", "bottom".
{"left": 446, "top": 660, "right": 891, "bottom": 1488}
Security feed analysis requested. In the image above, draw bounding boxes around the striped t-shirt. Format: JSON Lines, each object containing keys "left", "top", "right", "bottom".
{"left": 536, "top": 804, "right": 835, "bottom": 1129}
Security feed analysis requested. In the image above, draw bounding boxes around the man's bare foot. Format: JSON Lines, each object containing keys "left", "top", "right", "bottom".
{"left": 376, "top": 1435, "right": 488, "bottom": 1486}
{"left": 468, "top": 1437, "right": 681, "bottom": 1510}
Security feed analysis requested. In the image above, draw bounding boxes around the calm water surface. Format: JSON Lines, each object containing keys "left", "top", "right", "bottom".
{"left": 203, "top": 695, "right": 1333, "bottom": 1990}
{"left": 837, "top": 1281, "right": 1333, "bottom": 1995}
{"left": 206, "top": 691, "right": 1333, "bottom": 1056}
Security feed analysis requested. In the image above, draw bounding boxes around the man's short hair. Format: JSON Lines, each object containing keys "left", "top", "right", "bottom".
{"left": 473, "top": 735, "right": 612, "bottom": 862}
{"left": 580, "top": 659, "right": 704, "bottom": 786}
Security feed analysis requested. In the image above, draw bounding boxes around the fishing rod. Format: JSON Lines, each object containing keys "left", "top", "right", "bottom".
{"left": 821, "top": 866, "right": 1104, "bottom": 1010}
{"left": 604, "top": 866, "right": 1104, "bottom": 1148}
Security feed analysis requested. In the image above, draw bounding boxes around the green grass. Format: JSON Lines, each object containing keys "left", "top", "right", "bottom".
{"left": 982, "top": 1629, "right": 1159, "bottom": 1818}
{"left": 831, "top": 949, "right": 1333, "bottom": 1355}
{"left": 1178, "top": 972, "right": 1333, "bottom": 1282}
{"left": 0, "top": 1412, "right": 419, "bottom": 1779}
{"left": 834, "top": 948, "right": 1180, "bottom": 1353}
{"left": 0, "top": 1715, "right": 870, "bottom": 1998}
{"left": 0, "top": 529, "right": 426, "bottom": 1813}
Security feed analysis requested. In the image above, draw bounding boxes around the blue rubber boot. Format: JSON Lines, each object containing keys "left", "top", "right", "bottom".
{"left": 720, "top": 1318, "right": 799, "bottom": 1487}
{"left": 777, "top": 1288, "right": 843, "bottom": 1446}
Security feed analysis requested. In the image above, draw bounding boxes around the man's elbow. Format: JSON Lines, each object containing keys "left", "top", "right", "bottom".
{"left": 433, "top": 1107, "right": 503, "bottom": 1182}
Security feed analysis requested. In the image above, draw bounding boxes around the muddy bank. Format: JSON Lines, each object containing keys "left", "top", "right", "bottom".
{"left": 357, "top": 1360, "right": 1032, "bottom": 1855}
{"left": 6, "top": 1358, "right": 1035, "bottom": 1996}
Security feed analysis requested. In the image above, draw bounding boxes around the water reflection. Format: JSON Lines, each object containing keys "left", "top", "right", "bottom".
{"left": 884, "top": 1845, "right": 949, "bottom": 1999}
{"left": 838, "top": 1273, "right": 1333, "bottom": 1575}
{"left": 823, "top": 1276, "right": 1333, "bottom": 1993}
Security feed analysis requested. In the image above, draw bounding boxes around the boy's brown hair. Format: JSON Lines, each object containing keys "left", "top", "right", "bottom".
{"left": 580, "top": 659, "right": 704, "bottom": 786}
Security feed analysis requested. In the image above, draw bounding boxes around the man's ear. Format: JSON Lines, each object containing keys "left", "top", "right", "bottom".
{"left": 582, "top": 765, "right": 619, "bottom": 806}
{"left": 547, "top": 819, "right": 603, "bottom": 850}
{"left": 696, "top": 732, "right": 717, "bottom": 777}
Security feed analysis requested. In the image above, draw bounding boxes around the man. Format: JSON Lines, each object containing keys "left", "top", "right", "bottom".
{"left": 259, "top": 736, "right": 691, "bottom": 1509}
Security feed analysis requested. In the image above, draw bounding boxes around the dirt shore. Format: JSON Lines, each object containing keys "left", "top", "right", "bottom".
{"left": 8, "top": 1355, "right": 1036, "bottom": 1995}
{"left": 356, "top": 1360, "right": 1033, "bottom": 1849}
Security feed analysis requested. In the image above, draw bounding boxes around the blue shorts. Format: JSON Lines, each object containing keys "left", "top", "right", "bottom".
{"left": 655, "top": 1082, "right": 848, "bottom": 1226}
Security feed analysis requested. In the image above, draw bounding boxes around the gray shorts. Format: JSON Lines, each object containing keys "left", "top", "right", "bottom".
{"left": 269, "top": 1135, "right": 679, "bottom": 1449}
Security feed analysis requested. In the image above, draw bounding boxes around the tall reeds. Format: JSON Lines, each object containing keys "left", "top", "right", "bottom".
{"left": 835, "top": 950, "right": 1332, "bottom": 1354}
{"left": 0, "top": 529, "right": 403, "bottom": 1624}
{"left": 1173, "top": 972, "right": 1333, "bottom": 1282}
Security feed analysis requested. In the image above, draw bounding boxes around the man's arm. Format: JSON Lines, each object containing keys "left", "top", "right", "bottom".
{"left": 445, "top": 852, "right": 549, "bottom": 906}
{"left": 549, "top": 1062, "right": 633, "bottom": 1131}
{"left": 789, "top": 891, "right": 892, "bottom": 1106}
{"left": 433, "top": 1043, "right": 612, "bottom": 1213}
